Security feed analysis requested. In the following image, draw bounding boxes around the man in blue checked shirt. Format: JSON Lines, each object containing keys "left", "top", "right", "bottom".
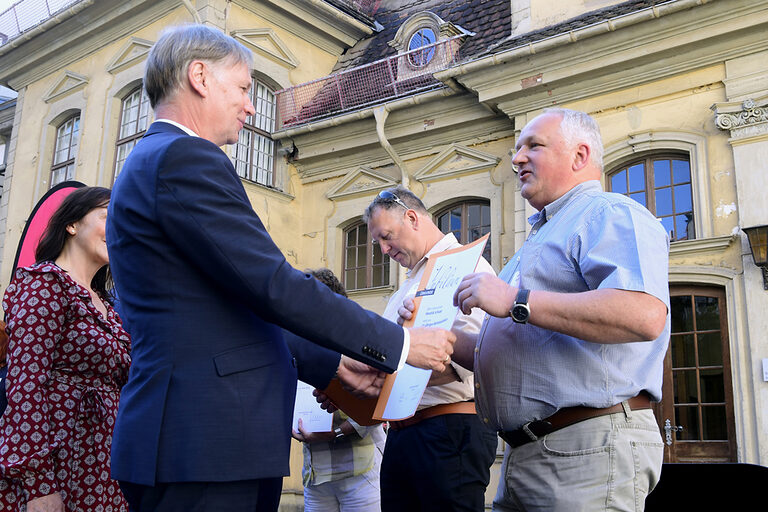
{"left": 450, "top": 108, "right": 670, "bottom": 511}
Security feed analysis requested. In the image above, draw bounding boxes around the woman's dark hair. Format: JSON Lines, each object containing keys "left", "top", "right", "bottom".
{"left": 35, "top": 186, "right": 114, "bottom": 301}
{"left": 307, "top": 268, "right": 347, "bottom": 298}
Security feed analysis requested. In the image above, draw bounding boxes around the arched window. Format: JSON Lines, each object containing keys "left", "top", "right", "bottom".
{"left": 114, "top": 86, "right": 151, "bottom": 181}
{"left": 50, "top": 113, "right": 80, "bottom": 187}
{"left": 234, "top": 78, "right": 277, "bottom": 187}
{"left": 343, "top": 222, "right": 390, "bottom": 291}
{"left": 435, "top": 200, "right": 491, "bottom": 263}
{"left": 607, "top": 154, "right": 694, "bottom": 242}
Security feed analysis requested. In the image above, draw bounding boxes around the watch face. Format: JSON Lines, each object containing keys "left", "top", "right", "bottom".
{"left": 511, "top": 304, "right": 529, "bottom": 323}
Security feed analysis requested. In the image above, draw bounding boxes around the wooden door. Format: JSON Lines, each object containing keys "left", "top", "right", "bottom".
{"left": 654, "top": 286, "right": 737, "bottom": 462}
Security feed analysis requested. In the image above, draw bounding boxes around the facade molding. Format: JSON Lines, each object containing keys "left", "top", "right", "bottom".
{"left": 711, "top": 95, "right": 768, "bottom": 142}
{"left": 106, "top": 36, "right": 154, "bottom": 75}
{"left": 232, "top": 28, "right": 299, "bottom": 69}
{"left": 414, "top": 143, "right": 500, "bottom": 182}
{"left": 326, "top": 166, "right": 398, "bottom": 201}
{"left": 43, "top": 71, "right": 89, "bottom": 104}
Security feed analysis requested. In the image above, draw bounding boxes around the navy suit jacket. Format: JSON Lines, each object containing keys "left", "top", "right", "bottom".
{"left": 107, "top": 122, "right": 404, "bottom": 485}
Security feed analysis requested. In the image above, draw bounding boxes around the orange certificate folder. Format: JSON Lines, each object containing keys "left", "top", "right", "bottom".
{"left": 322, "top": 234, "right": 489, "bottom": 425}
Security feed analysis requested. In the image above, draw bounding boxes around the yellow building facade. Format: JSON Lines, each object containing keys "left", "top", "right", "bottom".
{"left": 0, "top": 0, "right": 767, "bottom": 508}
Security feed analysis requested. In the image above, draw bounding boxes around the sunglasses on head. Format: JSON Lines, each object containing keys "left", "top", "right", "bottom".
{"left": 377, "top": 190, "right": 409, "bottom": 210}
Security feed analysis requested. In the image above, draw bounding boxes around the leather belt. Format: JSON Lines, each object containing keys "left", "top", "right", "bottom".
{"left": 389, "top": 401, "right": 476, "bottom": 431}
{"left": 499, "top": 392, "right": 652, "bottom": 448}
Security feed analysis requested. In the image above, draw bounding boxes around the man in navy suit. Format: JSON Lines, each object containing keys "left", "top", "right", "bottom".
{"left": 106, "top": 24, "right": 456, "bottom": 511}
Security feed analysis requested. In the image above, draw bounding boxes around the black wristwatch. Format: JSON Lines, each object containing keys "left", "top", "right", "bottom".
{"left": 510, "top": 288, "right": 531, "bottom": 324}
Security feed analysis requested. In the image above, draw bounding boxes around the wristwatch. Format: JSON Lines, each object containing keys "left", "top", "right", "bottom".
{"left": 333, "top": 426, "right": 345, "bottom": 442}
{"left": 510, "top": 288, "right": 531, "bottom": 324}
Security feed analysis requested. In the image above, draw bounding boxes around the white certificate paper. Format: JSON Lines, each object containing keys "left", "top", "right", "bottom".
{"left": 373, "top": 234, "right": 489, "bottom": 421}
{"left": 293, "top": 380, "right": 333, "bottom": 433}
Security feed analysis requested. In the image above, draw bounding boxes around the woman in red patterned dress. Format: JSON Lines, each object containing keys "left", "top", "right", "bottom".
{"left": 0, "top": 187, "right": 131, "bottom": 512}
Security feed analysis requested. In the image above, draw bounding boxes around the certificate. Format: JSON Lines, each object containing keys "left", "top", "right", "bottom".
{"left": 372, "top": 233, "right": 489, "bottom": 421}
{"left": 293, "top": 380, "right": 333, "bottom": 432}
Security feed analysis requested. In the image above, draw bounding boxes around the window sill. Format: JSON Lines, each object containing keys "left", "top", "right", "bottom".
{"left": 347, "top": 284, "right": 396, "bottom": 298}
{"left": 240, "top": 179, "right": 294, "bottom": 201}
{"left": 669, "top": 234, "right": 737, "bottom": 257}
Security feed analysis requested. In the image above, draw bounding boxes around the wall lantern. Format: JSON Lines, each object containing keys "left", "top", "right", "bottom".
{"left": 743, "top": 225, "right": 768, "bottom": 290}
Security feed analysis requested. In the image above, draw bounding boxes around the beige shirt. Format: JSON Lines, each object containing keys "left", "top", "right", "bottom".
{"left": 381, "top": 233, "right": 495, "bottom": 410}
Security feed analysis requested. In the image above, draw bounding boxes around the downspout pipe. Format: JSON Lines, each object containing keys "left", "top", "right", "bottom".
{"left": 373, "top": 105, "right": 409, "bottom": 189}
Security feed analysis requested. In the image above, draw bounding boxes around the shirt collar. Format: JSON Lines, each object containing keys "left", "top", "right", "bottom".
{"left": 155, "top": 119, "right": 200, "bottom": 138}
{"left": 407, "top": 233, "right": 459, "bottom": 277}
{"left": 527, "top": 180, "right": 602, "bottom": 226}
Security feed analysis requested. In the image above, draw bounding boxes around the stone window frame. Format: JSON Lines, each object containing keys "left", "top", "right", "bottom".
{"left": 113, "top": 85, "right": 152, "bottom": 183}
{"left": 603, "top": 131, "right": 713, "bottom": 240}
{"left": 341, "top": 220, "right": 390, "bottom": 291}
{"left": 49, "top": 112, "right": 81, "bottom": 188}
{"left": 233, "top": 75, "right": 279, "bottom": 189}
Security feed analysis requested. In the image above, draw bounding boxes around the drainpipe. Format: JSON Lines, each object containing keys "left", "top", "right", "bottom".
{"left": 373, "top": 105, "right": 409, "bottom": 189}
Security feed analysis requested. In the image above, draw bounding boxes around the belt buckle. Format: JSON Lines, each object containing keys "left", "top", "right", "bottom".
{"left": 521, "top": 421, "right": 538, "bottom": 442}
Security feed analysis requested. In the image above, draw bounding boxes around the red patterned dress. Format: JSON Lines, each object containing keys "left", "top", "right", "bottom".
{"left": 0, "top": 263, "right": 131, "bottom": 511}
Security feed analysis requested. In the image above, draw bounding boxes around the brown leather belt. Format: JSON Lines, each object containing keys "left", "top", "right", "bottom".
{"left": 388, "top": 401, "right": 476, "bottom": 431}
{"left": 498, "top": 392, "right": 652, "bottom": 448}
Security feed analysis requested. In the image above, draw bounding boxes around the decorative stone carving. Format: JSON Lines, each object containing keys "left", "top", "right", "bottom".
{"left": 714, "top": 99, "right": 768, "bottom": 130}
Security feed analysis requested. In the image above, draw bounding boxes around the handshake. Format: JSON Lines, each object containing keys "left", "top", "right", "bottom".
{"left": 334, "top": 326, "right": 456, "bottom": 400}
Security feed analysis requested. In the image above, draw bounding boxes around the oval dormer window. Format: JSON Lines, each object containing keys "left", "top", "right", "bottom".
{"left": 407, "top": 27, "right": 437, "bottom": 67}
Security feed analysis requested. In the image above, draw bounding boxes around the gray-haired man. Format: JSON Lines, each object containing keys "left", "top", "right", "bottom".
{"left": 451, "top": 108, "right": 670, "bottom": 510}
{"left": 107, "top": 24, "right": 455, "bottom": 511}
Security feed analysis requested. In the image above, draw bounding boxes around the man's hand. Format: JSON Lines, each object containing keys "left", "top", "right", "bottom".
{"left": 313, "top": 389, "right": 339, "bottom": 413}
{"left": 336, "top": 356, "right": 386, "bottom": 399}
{"left": 27, "top": 494, "right": 65, "bottom": 512}
{"left": 292, "top": 418, "right": 335, "bottom": 444}
{"left": 454, "top": 273, "right": 516, "bottom": 317}
{"left": 397, "top": 296, "right": 415, "bottom": 326}
{"left": 406, "top": 327, "right": 456, "bottom": 372}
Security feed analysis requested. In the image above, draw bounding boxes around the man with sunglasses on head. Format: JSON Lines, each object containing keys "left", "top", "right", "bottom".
{"left": 364, "top": 186, "right": 498, "bottom": 512}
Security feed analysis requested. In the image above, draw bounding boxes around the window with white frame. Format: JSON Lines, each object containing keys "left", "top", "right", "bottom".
{"left": 114, "top": 86, "right": 151, "bottom": 181}
{"left": 234, "top": 78, "right": 277, "bottom": 187}
{"left": 50, "top": 114, "right": 80, "bottom": 187}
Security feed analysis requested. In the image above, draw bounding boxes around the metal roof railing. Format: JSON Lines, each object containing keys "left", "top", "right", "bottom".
{"left": 0, "top": 0, "right": 80, "bottom": 45}
{"left": 275, "top": 35, "right": 464, "bottom": 130}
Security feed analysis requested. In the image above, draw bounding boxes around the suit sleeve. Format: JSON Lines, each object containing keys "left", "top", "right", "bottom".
{"left": 154, "top": 137, "right": 403, "bottom": 372}
{"left": 282, "top": 330, "right": 340, "bottom": 389}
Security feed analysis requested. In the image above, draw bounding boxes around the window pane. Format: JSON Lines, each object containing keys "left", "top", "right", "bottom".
{"left": 450, "top": 208, "right": 462, "bottom": 233}
{"left": 346, "top": 247, "right": 356, "bottom": 266}
{"left": 671, "top": 295, "right": 693, "bottom": 333}
{"left": 671, "top": 333, "right": 695, "bottom": 368}
{"left": 356, "top": 270, "right": 366, "bottom": 290}
{"left": 345, "top": 270, "right": 355, "bottom": 288}
{"left": 701, "top": 406, "right": 727, "bottom": 440}
{"left": 695, "top": 296, "right": 720, "bottom": 331}
{"left": 357, "top": 224, "right": 368, "bottom": 245}
{"left": 628, "top": 164, "right": 645, "bottom": 192}
{"left": 675, "top": 213, "right": 693, "bottom": 241}
{"left": 437, "top": 213, "right": 449, "bottom": 233}
{"left": 655, "top": 187, "right": 673, "bottom": 216}
{"left": 468, "top": 204, "right": 480, "bottom": 229}
{"left": 673, "top": 369, "right": 698, "bottom": 404}
{"left": 673, "top": 159, "right": 691, "bottom": 184}
{"left": 628, "top": 192, "right": 646, "bottom": 208}
{"left": 611, "top": 170, "right": 627, "bottom": 194}
{"left": 675, "top": 406, "right": 699, "bottom": 440}
{"left": 698, "top": 332, "right": 723, "bottom": 367}
{"left": 660, "top": 216, "right": 674, "bottom": 239}
{"left": 347, "top": 229, "right": 356, "bottom": 246}
{"left": 700, "top": 369, "right": 725, "bottom": 403}
{"left": 653, "top": 159, "right": 671, "bottom": 187}
{"left": 674, "top": 183, "right": 692, "bottom": 213}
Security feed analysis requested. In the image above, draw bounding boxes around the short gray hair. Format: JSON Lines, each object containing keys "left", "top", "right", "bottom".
{"left": 363, "top": 185, "right": 427, "bottom": 223}
{"left": 144, "top": 24, "right": 252, "bottom": 108}
{"left": 543, "top": 108, "right": 604, "bottom": 171}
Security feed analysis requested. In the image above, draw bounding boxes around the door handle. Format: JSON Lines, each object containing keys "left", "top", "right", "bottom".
{"left": 664, "top": 419, "right": 683, "bottom": 446}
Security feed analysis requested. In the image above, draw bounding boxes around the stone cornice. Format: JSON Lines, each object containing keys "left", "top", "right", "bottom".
{"left": 232, "top": 0, "right": 373, "bottom": 55}
{"left": 436, "top": 0, "right": 768, "bottom": 117}
{"left": 0, "top": 0, "right": 180, "bottom": 90}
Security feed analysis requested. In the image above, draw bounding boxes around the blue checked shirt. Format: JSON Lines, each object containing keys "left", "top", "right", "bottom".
{"left": 474, "top": 180, "right": 671, "bottom": 431}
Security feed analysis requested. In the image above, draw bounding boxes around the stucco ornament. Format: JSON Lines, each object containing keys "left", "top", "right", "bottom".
{"left": 714, "top": 99, "right": 768, "bottom": 130}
